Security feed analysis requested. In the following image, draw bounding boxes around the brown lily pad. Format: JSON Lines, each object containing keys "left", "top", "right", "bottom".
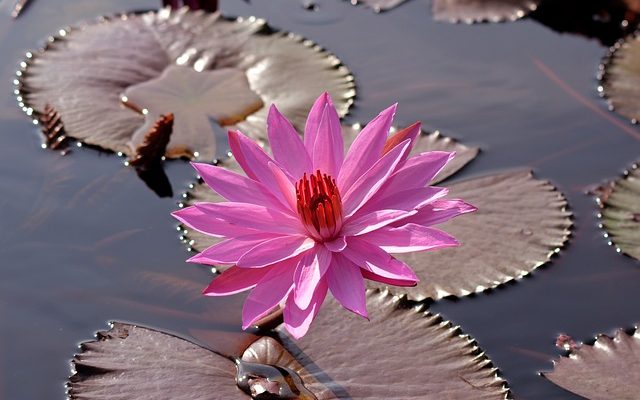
{"left": 179, "top": 125, "right": 479, "bottom": 258}
{"left": 17, "top": 8, "right": 355, "bottom": 160}
{"left": 68, "top": 322, "right": 248, "bottom": 399}
{"left": 600, "top": 33, "right": 640, "bottom": 124}
{"left": 594, "top": 162, "right": 640, "bottom": 260}
{"left": 432, "top": 0, "right": 540, "bottom": 23}
{"left": 543, "top": 326, "right": 640, "bottom": 400}
{"left": 70, "top": 291, "right": 510, "bottom": 399}
{"left": 270, "top": 290, "right": 510, "bottom": 399}
{"left": 378, "top": 170, "right": 572, "bottom": 301}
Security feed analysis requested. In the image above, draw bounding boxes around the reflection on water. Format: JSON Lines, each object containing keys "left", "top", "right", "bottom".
{"left": 0, "top": 0, "right": 639, "bottom": 399}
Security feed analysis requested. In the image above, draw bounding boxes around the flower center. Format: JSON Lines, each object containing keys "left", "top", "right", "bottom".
{"left": 295, "top": 170, "right": 343, "bottom": 241}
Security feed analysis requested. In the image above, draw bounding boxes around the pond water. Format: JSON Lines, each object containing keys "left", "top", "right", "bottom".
{"left": 0, "top": 0, "right": 639, "bottom": 399}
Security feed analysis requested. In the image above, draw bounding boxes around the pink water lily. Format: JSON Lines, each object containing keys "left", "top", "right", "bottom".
{"left": 173, "top": 93, "right": 476, "bottom": 339}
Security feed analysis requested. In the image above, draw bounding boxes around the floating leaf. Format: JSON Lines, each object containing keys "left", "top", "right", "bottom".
{"left": 18, "top": 9, "right": 355, "bottom": 160}
{"left": 180, "top": 125, "right": 479, "bottom": 256}
{"left": 543, "top": 327, "right": 640, "bottom": 400}
{"left": 600, "top": 33, "right": 640, "bottom": 124}
{"left": 594, "top": 162, "right": 640, "bottom": 260}
{"left": 68, "top": 322, "right": 248, "bottom": 399}
{"left": 432, "top": 0, "right": 540, "bottom": 23}
{"left": 268, "top": 290, "right": 510, "bottom": 399}
{"left": 375, "top": 170, "right": 572, "bottom": 301}
{"left": 129, "top": 113, "right": 174, "bottom": 169}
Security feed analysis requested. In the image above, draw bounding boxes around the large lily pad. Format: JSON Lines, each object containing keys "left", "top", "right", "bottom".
{"left": 543, "top": 327, "right": 640, "bottom": 400}
{"left": 70, "top": 291, "right": 510, "bottom": 399}
{"left": 270, "top": 290, "right": 510, "bottom": 399}
{"left": 594, "top": 162, "right": 640, "bottom": 260}
{"left": 600, "top": 33, "right": 640, "bottom": 125}
{"left": 68, "top": 322, "right": 248, "bottom": 399}
{"left": 380, "top": 170, "right": 571, "bottom": 301}
{"left": 179, "top": 125, "right": 479, "bottom": 257}
{"left": 18, "top": 8, "right": 355, "bottom": 160}
{"left": 432, "top": 0, "right": 540, "bottom": 23}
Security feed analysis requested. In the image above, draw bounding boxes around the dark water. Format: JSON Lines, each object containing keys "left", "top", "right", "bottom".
{"left": 0, "top": 0, "right": 639, "bottom": 399}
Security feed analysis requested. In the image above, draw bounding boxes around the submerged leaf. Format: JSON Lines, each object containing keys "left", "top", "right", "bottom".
{"left": 18, "top": 9, "right": 355, "bottom": 160}
{"left": 269, "top": 290, "right": 510, "bottom": 399}
{"left": 68, "top": 322, "right": 248, "bottom": 399}
{"left": 350, "top": 0, "right": 409, "bottom": 13}
{"left": 544, "top": 327, "right": 640, "bottom": 400}
{"left": 594, "top": 162, "right": 640, "bottom": 260}
{"left": 432, "top": 0, "right": 540, "bottom": 23}
{"left": 377, "top": 170, "right": 572, "bottom": 301}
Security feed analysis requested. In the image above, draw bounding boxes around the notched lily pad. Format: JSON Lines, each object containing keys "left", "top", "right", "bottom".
{"left": 600, "top": 33, "right": 640, "bottom": 124}
{"left": 179, "top": 125, "right": 479, "bottom": 257}
{"left": 378, "top": 170, "right": 572, "bottom": 301}
{"left": 594, "top": 162, "right": 640, "bottom": 260}
{"left": 543, "top": 326, "right": 640, "bottom": 400}
{"left": 17, "top": 8, "right": 355, "bottom": 160}
{"left": 432, "top": 0, "right": 540, "bottom": 23}
{"left": 68, "top": 322, "right": 248, "bottom": 399}
{"left": 272, "top": 290, "right": 510, "bottom": 399}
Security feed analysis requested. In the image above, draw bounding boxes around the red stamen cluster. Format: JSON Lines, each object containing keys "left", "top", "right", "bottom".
{"left": 296, "top": 170, "right": 343, "bottom": 241}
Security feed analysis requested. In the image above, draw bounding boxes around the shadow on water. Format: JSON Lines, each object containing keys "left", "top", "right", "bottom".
{"left": 0, "top": 0, "right": 639, "bottom": 399}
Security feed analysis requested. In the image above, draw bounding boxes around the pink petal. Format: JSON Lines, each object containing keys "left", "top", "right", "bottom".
{"left": 228, "top": 130, "right": 292, "bottom": 206}
{"left": 312, "top": 100, "right": 343, "bottom": 177}
{"left": 361, "top": 223, "right": 459, "bottom": 253}
{"left": 360, "top": 269, "right": 417, "bottom": 287}
{"left": 194, "top": 202, "right": 302, "bottom": 236}
{"left": 399, "top": 199, "right": 477, "bottom": 227}
{"left": 203, "top": 265, "right": 270, "bottom": 296}
{"left": 327, "top": 255, "right": 368, "bottom": 318}
{"left": 172, "top": 206, "right": 260, "bottom": 238}
{"left": 356, "top": 186, "right": 449, "bottom": 215}
{"left": 342, "top": 140, "right": 412, "bottom": 217}
{"left": 190, "top": 162, "right": 284, "bottom": 210}
{"left": 383, "top": 151, "right": 454, "bottom": 194}
{"left": 324, "top": 236, "right": 347, "bottom": 252}
{"left": 242, "top": 258, "right": 298, "bottom": 329}
{"left": 237, "top": 236, "right": 315, "bottom": 268}
{"left": 187, "top": 233, "right": 280, "bottom": 265}
{"left": 283, "top": 278, "right": 328, "bottom": 339}
{"left": 293, "top": 245, "right": 331, "bottom": 310}
{"left": 382, "top": 122, "right": 421, "bottom": 156}
{"left": 304, "top": 93, "right": 332, "bottom": 153}
{"left": 338, "top": 104, "right": 397, "bottom": 191}
{"left": 342, "top": 209, "right": 417, "bottom": 236}
{"left": 342, "top": 237, "right": 418, "bottom": 285}
{"left": 268, "top": 162, "right": 297, "bottom": 211}
{"left": 267, "top": 105, "right": 312, "bottom": 179}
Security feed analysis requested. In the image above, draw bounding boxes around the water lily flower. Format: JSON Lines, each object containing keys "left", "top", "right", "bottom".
{"left": 173, "top": 93, "right": 476, "bottom": 339}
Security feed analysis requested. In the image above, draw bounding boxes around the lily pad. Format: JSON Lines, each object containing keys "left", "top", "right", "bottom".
{"left": 17, "top": 8, "right": 355, "bottom": 160}
{"left": 270, "top": 290, "right": 510, "bottom": 399}
{"left": 379, "top": 170, "right": 572, "bottom": 301}
{"left": 70, "top": 291, "right": 510, "bottom": 399}
{"left": 179, "top": 125, "right": 479, "bottom": 257}
{"left": 543, "top": 327, "right": 640, "bottom": 400}
{"left": 432, "top": 0, "right": 540, "bottom": 23}
{"left": 600, "top": 33, "right": 640, "bottom": 124}
{"left": 594, "top": 162, "right": 640, "bottom": 260}
{"left": 68, "top": 322, "right": 248, "bottom": 399}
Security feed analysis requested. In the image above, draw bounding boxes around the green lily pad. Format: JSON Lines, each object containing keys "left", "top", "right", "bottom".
{"left": 432, "top": 0, "right": 540, "bottom": 23}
